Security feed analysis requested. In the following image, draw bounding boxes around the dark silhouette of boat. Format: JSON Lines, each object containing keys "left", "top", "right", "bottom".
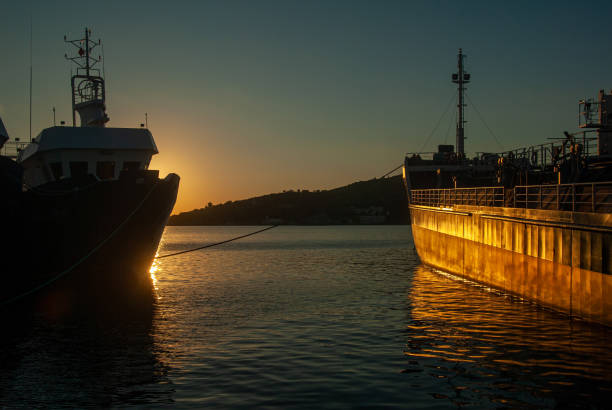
{"left": 0, "top": 28, "right": 179, "bottom": 309}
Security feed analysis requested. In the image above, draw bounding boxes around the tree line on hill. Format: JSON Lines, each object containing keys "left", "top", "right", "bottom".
{"left": 168, "top": 175, "right": 409, "bottom": 225}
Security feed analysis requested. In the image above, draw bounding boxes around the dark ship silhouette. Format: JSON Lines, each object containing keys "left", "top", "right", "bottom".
{"left": 0, "top": 28, "right": 179, "bottom": 308}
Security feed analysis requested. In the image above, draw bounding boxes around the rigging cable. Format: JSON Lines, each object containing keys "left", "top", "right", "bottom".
{"left": 465, "top": 93, "right": 505, "bottom": 152}
{"left": 381, "top": 91, "right": 458, "bottom": 181}
{"left": 443, "top": 107, "right": 456, "bottom": 145}
{"left": 417, "top": 90, "right": 457, "bottom": 153}
{"left": 380, "top": 91, "right": 459, "bottom": 181}
{"left": 155, "top": 225, "right": 278, "bottom": 259}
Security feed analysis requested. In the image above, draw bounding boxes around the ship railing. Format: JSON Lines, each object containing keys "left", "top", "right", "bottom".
{"left": 410, "top": 182, "right": 612, "bottom": 213}
{"left": 513, "top": 182, "right": 612, "bottom": 213}
{"left": 405, "top": 152, "right": 436, "bottom": 161}
{"left": 0, "top": 140, "right": 29, "bottom": 159}
{"left": 410, "top": 186, "right": 505, "bottom": 208}
{"left": 487, "top": 131, "right": 598, "bottom": 170}
{"left": 405, "top": 132, "right": 599, "bottom": 170}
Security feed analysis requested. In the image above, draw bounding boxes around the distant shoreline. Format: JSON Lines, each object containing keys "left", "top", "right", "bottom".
{"left": 168, "top": 175, "right": 409, "bottom": 226}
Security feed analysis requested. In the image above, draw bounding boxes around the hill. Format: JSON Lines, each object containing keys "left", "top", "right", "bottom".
{"left": 169, "top": 175, "right": 408, "bottom": 225}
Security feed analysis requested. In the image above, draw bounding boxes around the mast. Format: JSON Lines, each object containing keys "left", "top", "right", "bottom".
{"left": 64, "top": 28, "right": 108, "bottom": 127}
{"left": 452, "top": 48, "right": 470, "bottom": 158}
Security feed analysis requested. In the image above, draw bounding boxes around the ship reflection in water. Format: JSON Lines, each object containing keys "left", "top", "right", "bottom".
{"left": 406, "top": 265, "right": 612, "bottom": 407}
{"left": 0, "top": 286, "right": 174, "bottom": 407}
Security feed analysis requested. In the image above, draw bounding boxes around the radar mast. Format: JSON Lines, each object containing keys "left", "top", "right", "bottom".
{"left": 64, "top": 28, "right": 109, "bottom": 127}
{"left": 452, "top": 48, "right": 470, "bottom": 158}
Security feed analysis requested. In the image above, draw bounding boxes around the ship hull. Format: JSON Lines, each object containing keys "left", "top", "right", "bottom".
{"left": 410, "top": 204, "right": 612, "bottom": 326}
{"left": 1, "top": 171, "right": 179, "bottom": 311}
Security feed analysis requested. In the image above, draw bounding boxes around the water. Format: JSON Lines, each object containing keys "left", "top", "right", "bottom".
{"left": 1, "top": 226, "right": 611, "bottom": 408}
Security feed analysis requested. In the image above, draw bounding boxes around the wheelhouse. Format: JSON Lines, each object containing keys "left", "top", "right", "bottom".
{"left": 18, "top": 126, "right": 158, "bottom": 187}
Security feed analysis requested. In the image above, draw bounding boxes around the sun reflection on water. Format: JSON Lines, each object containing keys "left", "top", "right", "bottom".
{"left": 149, "top": 260, "right": 160, "bottom": 293}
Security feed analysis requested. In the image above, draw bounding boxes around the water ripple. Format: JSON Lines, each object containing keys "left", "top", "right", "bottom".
{"left": 1, "top": 226, "right": 610, "bottom": 408}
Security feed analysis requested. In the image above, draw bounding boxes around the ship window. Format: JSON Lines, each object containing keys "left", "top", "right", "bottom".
{"left": 122, "top": 161, "right": 140, "bottom": 171}
{"left": 70, "top": 161, "right": 88, "bottom": 178}
{"left": 97, "top": 161, "right": 115, "bottom": 180}
{"left": 50, "top": 162, "right": 63, "bottom": 180}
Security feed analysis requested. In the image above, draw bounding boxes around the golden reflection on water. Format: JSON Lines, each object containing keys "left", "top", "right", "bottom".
{"left": 406, "top": 265, "right": 612, "bottom": 383}
{"left": 149, "top": 260, "right": 160, "bottom": 293}
{"left": 149, "top": 239, "right": 167, "bottom": 296}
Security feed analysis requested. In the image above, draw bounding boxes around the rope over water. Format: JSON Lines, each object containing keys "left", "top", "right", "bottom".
{"left": 156, "top": 161, "right": 405, "bottom": 261}
{"left": 155, "top": 225, "right": 279, "bottom": 259}
{"left": 156, "top": 160, "right": 405, "bottom": 261}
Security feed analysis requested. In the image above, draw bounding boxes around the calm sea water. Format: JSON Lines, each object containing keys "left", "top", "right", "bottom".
{"left": 1, "top": 226, "right": 611, "bottom": 408}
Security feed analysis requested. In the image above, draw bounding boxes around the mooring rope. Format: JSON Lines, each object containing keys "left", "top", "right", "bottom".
{"left": 1, "top": 182, "right": 160, "bottom": 307}
{"left": 380, "top": 164, "right": 403, "bottom": 179}
{"left": 155, "top": 225, "right": 278, "bottom": 259}
{"left": 155, "top": 161, "right": 409, "bottom": 262}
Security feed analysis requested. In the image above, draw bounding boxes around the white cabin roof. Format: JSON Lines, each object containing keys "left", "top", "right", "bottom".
{"left": 18, "top": 126, "right": 158, "bottom": 162}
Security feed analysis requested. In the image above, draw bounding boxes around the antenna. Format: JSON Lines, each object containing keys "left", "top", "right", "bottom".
{"left": 29, "top": 13, "right": 32, "bottom": 141}
{"left": 145, "top": 112, "right": 148, "bottom": 128}
{"left": 53, "top": 106, "right": 56, "bottom": 126}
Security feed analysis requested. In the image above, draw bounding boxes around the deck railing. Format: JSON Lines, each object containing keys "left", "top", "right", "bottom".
{"left": 410, "top": 182, "right": 612, "bottom": 213}
{"left": 0, "top": 140, "right": 29, "bottom": 159}
{"left": 411, "top": 186, "right": 505, "bottom": 208}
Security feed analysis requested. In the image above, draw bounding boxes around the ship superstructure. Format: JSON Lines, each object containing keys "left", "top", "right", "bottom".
{"left": 18, "top": 29, "right": 158, "bottom": 188}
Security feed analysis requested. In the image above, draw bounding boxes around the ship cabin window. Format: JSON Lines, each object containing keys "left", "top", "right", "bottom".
{"left": 50, "top": 162, "right": 63, "bottom": 181}
{"left": 69, "top": 161, "right": 89, "bottom": 179}
{"left": 122, "top": 161, "right": 140, "bottom": 171}
{"left": 97, "top": 161, "right": 115, "bottom": 180}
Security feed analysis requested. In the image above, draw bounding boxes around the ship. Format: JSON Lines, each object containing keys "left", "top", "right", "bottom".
{"left": 403, "top": 49, "right": 612, "bottom": 326}
{"left": 0, "top": 28, "right": 179, "bottom": 309}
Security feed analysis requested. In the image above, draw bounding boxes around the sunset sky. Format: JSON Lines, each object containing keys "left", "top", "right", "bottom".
{"left": 2, "top": 1, "right": 611, "bottom": 213}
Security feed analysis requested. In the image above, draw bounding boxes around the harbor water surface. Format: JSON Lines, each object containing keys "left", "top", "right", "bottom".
{"left": 1, "top": 226, "right": 611, "bottom": 408}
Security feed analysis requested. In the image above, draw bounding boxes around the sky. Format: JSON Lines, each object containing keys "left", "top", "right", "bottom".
{"left": 1, "top": 0, "right": 611, "bottom": 213}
